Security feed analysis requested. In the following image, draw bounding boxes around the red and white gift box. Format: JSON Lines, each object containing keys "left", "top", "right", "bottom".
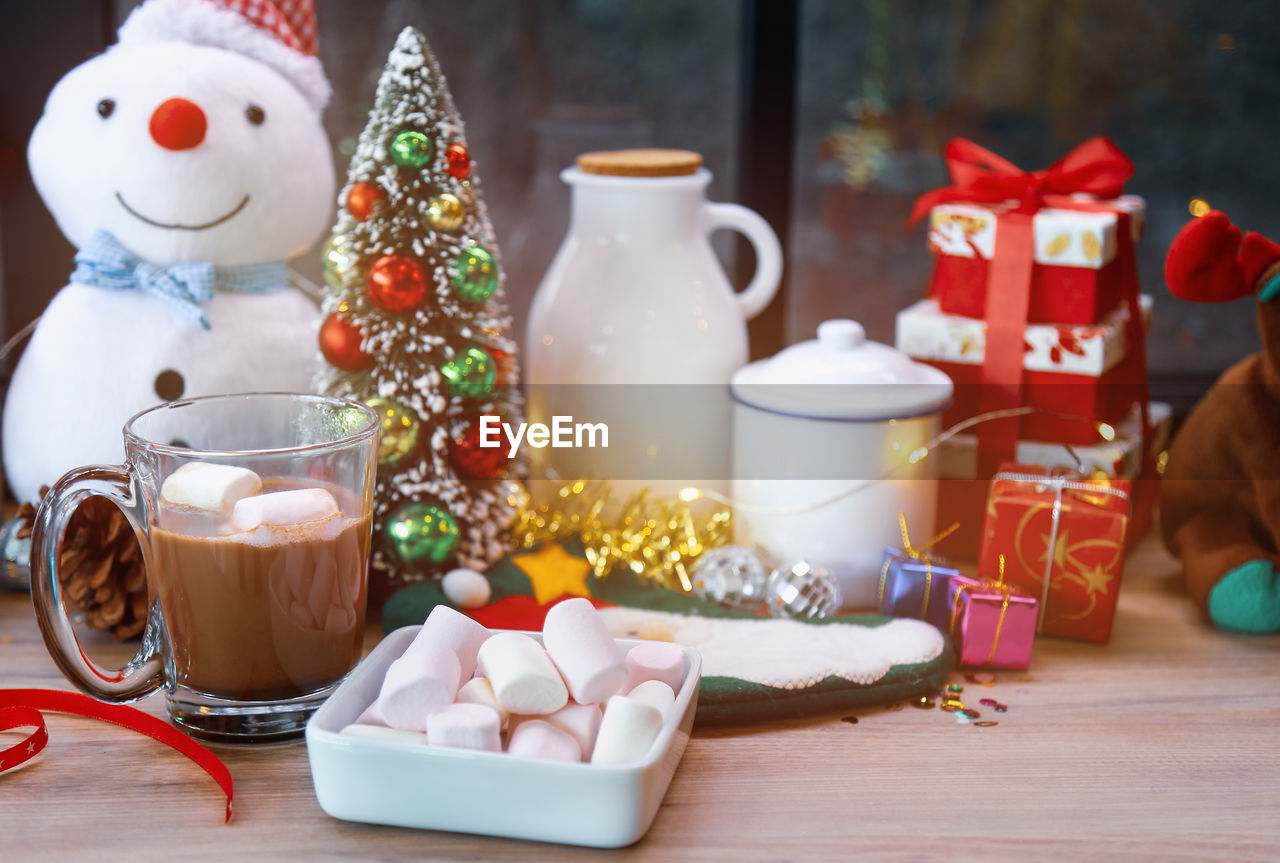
{"left": 927, "top": 195, "right": 1145, "bottom": 325}
{"left": 895, "top": 295, "right": 1151, "bottom": 445}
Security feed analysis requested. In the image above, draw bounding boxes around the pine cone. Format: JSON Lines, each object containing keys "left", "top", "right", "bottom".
{"left": 20, "top": 488, "right": 148, "bottom": 641}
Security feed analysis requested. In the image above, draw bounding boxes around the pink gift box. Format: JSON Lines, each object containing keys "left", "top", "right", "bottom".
{"left": 945, "top": 574, "right": 1037, "bottom": 670}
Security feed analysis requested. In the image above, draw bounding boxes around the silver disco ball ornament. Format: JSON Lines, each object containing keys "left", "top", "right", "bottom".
{"left": 765, "top": 559, "right": 842, "bottom": 620}
{"left": 691, "top": 545, "right": 770, "bottom": 610}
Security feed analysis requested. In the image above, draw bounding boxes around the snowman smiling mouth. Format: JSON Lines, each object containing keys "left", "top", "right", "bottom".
{"left": 115, "top": 191, "right": 250, "bottom": 231}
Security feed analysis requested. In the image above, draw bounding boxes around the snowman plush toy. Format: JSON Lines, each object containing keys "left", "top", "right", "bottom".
{"left": 3, "top": 0, "right": 334, "bottom": 505}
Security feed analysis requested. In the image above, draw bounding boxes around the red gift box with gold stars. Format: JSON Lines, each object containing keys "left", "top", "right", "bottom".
{"left": 978, "top": 464, "right": 1130, "bottom": 643}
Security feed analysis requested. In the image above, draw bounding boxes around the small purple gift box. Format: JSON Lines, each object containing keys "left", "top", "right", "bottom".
{"left": 945, "top": 574, "right": 1037, "bottom": 670}
{"left": 877, "top": 547, "right": 960, "bottom": 629}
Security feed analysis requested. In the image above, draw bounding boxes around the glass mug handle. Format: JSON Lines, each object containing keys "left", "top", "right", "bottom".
{"left": 30, "top": 464, "right": 163, "bottom": 702}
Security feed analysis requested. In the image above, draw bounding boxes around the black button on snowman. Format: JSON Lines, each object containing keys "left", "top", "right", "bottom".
{"left": 2, "top": 0, "right": 335, "bottom": 504}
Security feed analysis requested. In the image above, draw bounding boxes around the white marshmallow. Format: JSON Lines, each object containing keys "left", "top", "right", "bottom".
{"left": 441, "top": 568, "right": 492, "bottom": 609}
{"left": 376, "top": 643, "right": 462, "bottom": 733}
{"left": 426, "top": 703, "right": 502, "bottom": 752}
{"left": 626, "top": 679, "right": 676, "bottom": 717}
{"left": 405, "top": 605, "right": 491, "bottom": 681}
{"left": 339, "top": 724, "right": 428, "bottom": 745}
{"left": 159, "top": 462, "right": 261, "bottom": 513}
{"left": 543, "top": 597, "right": 628, "bottom": 705}
{"left": 456, "top": 677, "right": 509, "bottom": 729}
{"left": 506, "top": 719, "right": 581, "bottom": 762}
{"left": 543, "top": 702, "right": 603, "bottom": 760}
{"left": 231, "top": 487, "right": 339, "bottom": 531}
{"left": 591, "top": 696, "right": 664, "bottom": 766}
{"left": 476, "top": 632, "right": 568, "bottom": 715}
{"left": 625, "top": 641, "right": 685, "bottom": 692}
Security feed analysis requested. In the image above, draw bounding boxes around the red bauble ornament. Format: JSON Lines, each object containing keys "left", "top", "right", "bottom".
{"left": 451, "top": 417, "right": 508, "bottom": 480}
{"left": 318, "top": 313, "right": 372, "bottom": 370}
{"left": 445, "top": 142, "right": 471, "bottom": 179}
{"left": 346, "top": 181, "right": 385, "bottom": 222}
{"left": 367, "top": 255, "right": 427, "bottom": 312}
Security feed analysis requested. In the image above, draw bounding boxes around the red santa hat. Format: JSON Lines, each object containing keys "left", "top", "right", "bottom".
{"left": 117, "top": 0, "right": 330, "bottom": 110}
{"left": 1165, "top": 210, "right": 1280, "bottom": 303}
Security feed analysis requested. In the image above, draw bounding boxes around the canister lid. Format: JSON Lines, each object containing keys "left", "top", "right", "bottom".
{"left": 730, "top": 319, "right": 954, "bottom": 420}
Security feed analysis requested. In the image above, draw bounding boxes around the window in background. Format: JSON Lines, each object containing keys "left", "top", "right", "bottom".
{"left": 311, "top": 0, "right": 745, "bottom": 346}
{"left": 789, "top": 0, "right": 1280, "bottom": 395}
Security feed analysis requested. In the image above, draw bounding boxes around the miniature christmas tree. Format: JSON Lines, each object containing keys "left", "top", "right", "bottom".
{"left": 318, "top": 26, "right": 522, "bottom": 590}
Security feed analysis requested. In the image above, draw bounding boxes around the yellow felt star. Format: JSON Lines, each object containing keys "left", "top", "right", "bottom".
{"left": 1039, "top": 527, "right": 1071, "bottom": 570}
{"left": 513, "top": 542, "right": 593, "bottom": 604}
{"left": 1077, "top": 561, "right": 1115, "bottom": 597}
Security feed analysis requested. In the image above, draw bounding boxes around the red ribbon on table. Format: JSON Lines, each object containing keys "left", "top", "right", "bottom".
{"left": 0, "top": 689, "right": 233, "bottom": 823}
{"left": 907, "top": 137, "right": 1149, "bottom": 474}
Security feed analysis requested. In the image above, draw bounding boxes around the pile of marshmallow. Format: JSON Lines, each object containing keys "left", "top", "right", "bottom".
{"left": 160, "top": 462, "right": 340, "bottom": 530}
{"left": 341, "top": 599, "right": 688, "bottom": 766}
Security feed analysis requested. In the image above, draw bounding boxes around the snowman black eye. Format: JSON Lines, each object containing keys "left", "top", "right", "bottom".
{"left": 245, "top": 105, "right": 265, "bottom": 125}
{"left": 97, "top": 99, "right": 115, "bottom": 119}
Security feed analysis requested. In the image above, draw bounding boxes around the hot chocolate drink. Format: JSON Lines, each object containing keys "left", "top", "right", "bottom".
{"left": 150, "top": 476, "right": 371, "bottom": 701}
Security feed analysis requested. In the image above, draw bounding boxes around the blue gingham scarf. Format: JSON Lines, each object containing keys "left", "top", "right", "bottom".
{"left": 70, "top": 229, "right": 288, "bottom": 330}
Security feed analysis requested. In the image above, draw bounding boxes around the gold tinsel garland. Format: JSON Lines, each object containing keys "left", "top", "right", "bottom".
{"left": 510, "top": 482, "right": 733, "bottom": 592}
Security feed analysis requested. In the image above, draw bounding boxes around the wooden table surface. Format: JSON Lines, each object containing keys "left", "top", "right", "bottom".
{"left": 2, "top": 532, "right": 1279, "bottom": 862}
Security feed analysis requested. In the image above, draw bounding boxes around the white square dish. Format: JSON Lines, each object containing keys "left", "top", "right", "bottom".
{"left": 306, "top": 626, "right": 702, "bottom": 848}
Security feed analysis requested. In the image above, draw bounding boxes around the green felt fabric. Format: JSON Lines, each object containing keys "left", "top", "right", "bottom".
{"left": 382, "top": 541, "right": 954, "bottom": 725}
{"left": 1208, "top": 559, "right": 1280, "bottom": 633}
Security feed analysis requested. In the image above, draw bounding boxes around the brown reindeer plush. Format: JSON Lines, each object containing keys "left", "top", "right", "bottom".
{"left": 1161, "top": 210, "right": 1280, "bottom": 631}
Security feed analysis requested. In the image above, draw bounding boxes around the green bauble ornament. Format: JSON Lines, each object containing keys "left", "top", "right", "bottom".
{"left": 366, "top": 395, "right": 421, "bottom": 468}
{"left": 390, "top": 130, "right": 433, "bottom": 168}
{"left": 450, "top": 246, "right": 498, "bottom": 303}
{"left": 321, "top": 233, "right": 358, "bottom": 290}
{"left": 384, "top": 502, "right": 459, "bottom": 568}
{"left": 440, "top": 347, "right": 495, "bottom": 400}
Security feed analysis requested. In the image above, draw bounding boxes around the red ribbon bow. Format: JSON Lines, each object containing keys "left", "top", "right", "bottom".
{"left": 907, "top": 136, "right": 1135, "bottom": 227}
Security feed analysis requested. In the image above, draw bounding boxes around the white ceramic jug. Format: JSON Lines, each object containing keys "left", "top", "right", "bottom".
{"left": 526, "top": 151, "right": 782, "bottom": 500}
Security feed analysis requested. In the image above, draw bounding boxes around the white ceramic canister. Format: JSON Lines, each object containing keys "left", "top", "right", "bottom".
{"left": 730, "top": 319, "right": 954, "bottom": 609}
{"left": 526, "top": 151, "right": 781, "bottom": 503}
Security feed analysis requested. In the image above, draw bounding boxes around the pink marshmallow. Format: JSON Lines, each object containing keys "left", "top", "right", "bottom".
{"left": 506, "top": 719, "right": 581, "bottom": 762}
{"left": 625, "top": 641, "right": 685, "bottom": 692}
{"left": 340, "top": 724, "right": 428, "bottom": 746}
{"left": 375, "top": 643, "right": 462, "bottom": 733}
{"left": 543, "top": 702, "right": 603, "bottom": 760}
{"left": 426, "top": 703, "right": 502, "bottom": 752}
{"left": 626, "top": 679, "right": 676, "bottom": 717}
{"left": 355, "top": 700, "right": 388, "bottom": 727}
{"left": 403, "top": 605, "right": 492, "bottom": 680}
{"left": 542, "top": 598, "right": 628, "bottom": 704}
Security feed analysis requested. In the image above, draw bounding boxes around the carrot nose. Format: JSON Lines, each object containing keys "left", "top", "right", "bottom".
{"left": 149, "top": 98, "right": 207, "bottom": 151}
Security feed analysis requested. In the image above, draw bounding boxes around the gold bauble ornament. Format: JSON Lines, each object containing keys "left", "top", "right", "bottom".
{"left": 427, "top": 193, "right": 465, "bottom": 233}
{"left": 365, "top": 395, "right": 421, "bottom": 468}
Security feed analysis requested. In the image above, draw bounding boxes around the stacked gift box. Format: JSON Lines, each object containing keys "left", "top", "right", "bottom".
{"left": 895, "top": 138, "right": 1162, "bottom": 562}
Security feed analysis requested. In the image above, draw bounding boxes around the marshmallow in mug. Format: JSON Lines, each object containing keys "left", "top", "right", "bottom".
{"left": 159, "top": 462, "right": 261, "bottom": 513}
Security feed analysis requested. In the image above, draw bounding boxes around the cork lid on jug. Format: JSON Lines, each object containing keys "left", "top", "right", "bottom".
{"left": 576, "top": 149, "right": 703, "bottom": 177}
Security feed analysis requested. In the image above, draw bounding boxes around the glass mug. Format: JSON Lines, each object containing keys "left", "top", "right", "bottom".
{"left": 31, "top": 393, "right": 379, "bottom": 743}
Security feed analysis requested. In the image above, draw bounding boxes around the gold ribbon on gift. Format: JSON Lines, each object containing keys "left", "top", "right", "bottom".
{"left": 995, "top": 469, "right": 1129, "bottom": 633}
{"left": 876, "top": 513, "right": 960, "bottom": 618}
{"left": 950, "top": 555, "right": 1022, "bottom": 666}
